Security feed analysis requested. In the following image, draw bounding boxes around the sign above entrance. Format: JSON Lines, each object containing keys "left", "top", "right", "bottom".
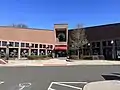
{"left": 54, "top": 45, "right": 67, "bottom": 50}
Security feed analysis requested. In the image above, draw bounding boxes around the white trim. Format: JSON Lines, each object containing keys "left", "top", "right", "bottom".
{"left": 0, "top": 39, "right": 54, "bottom": 49}
{"left": 0, "top": 39, "right": 54, "bottom": 46}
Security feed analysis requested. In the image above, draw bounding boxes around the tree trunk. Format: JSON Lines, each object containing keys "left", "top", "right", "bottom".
{"left": 81, "top": 46, "right": 83, "bottom": 59}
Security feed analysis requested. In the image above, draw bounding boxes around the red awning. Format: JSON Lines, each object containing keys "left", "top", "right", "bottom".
{"left": 54, "top": 46, "right": 67, "bottom": 50}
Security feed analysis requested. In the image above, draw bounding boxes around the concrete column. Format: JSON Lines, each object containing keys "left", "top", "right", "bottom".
{"left": 29, "top": 48, "right": 31, "bottom": 56}
{"left": 38, "top": 49, "right": 39, "bottom": 56}
{"left": 29, "top": 43, "right": 32, "bottom": 56}
{"left": 6, "top": 46, "right": 9, "bottom": 60}
{"left": 6, "top": 41, "right": 9, "bottom": 60}
{"left": 18, "top": 42, "right": 21, "bottom": 59}
{"left": 45, "top": 49, "right": 47, "bottom": 55}
{"left": 100, "top": 41, "right": 103, "bottom": 55}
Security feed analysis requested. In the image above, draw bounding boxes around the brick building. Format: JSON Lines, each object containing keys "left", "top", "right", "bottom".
{"left": 0, "top": 24, "right": 68, "bottom": 59}
{"left": 0, "top": 23, "right": 120, "bottom": 60}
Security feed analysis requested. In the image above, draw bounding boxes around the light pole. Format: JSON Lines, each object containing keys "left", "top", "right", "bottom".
{"left": 88, "top": 43, "right": 91, "bottom": 56}
{"left": 111, "top": 40, "right": 115, "bottom": 60}
{"left": 6, "top": 42, "right": 10, "bottom": 60}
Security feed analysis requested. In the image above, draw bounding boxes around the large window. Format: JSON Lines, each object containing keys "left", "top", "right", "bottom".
{"left": 35, "top": 44, "right": 38, "bottom": 48}
{"left": 56, "top": 29, "right": 66, "bottom": 42}
{"left": 102, "top": 41, "right": 106, "bottom": 46}
{"left": 26, "top": 43, "right": 29, "bottom": 47}
{"left": 21, "top": 43, "right": 25, "bottom": 47}
{"left": 43, "top": 45, "right": 46, "bottom": 48}
{"left": 107, "top": 41, "right": 112, "bottom": 46}
{"left": 15, "top": 42, "right": 19, "bottom": 47}
{"left": 92, "top": 42, "right": 95, "bottom": 47}
{"left": 115, "top": 39, "right": 120, "bottom": 46}
{"left": 2, "top": 41, "right": 7, "bottom": 46}
{"left": 39, "top": 44, "right": 42, "bottom": 48}
{"left": 96, "top": 42, "right": 100, "bottom": 47}
{"left": 50, "top": 45, "right": 53, "bottom": 49}
{"left": 9, "top": 42, "right": 14, "bottom": 47}
{"left": 31, "top": 44, "right": 34, "bottom": 48}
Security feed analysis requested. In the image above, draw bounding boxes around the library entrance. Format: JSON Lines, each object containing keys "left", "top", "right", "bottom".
{"left": 54, "top": 45, "right": 67, "bottom": 57}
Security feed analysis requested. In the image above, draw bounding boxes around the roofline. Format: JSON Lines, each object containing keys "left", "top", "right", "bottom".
{"left": 54, "top": 24, "right": 68, "bottom": 25}
{"left": 0, "top": 26, "right": 53, "bottom": 31}
{"left": 85, "top": 22, "right": 120, "bottom": 29}
{"left": 68, "top": 22, "right": 120, "bottom": 31}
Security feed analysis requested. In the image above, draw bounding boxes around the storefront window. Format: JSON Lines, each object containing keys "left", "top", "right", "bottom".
{"left": 35, "top": 44, "right": 38, "bottom": 48}
{"left": 21, "top": 43, "right": 25, "bottom": 47}
{"left": 43, "top": 45, "right": 46, "bottom": 48}
{"left": 9, "top": 42, "right": 14, "bottom": 47}
{"left": 102, "top": 41, "right": 106, "bottom": 46}
{"left": 15, "top": 42, "right": 19, "bottom": 47}
{"left": 26, "top": 43, "right": 29, "bottom": 47}
{"left": 115, "top": 39, "right": 120, "bottom": 46}
{"left": 96, "top": 42, "right": 100, "bottom": 47}
{"left": 39, "top": 44, "right": 42, "bottom": 48}
{"left": 92, "top": 42, "right": 95, "bottom": 47}
{"left": 50, "top": 45, "right": 53, "bottom": 49}
{"left": 2, "top": 41, "right": 7, "bottom": 46}
{"left": 107, "top": 41, "right": 112, "bottom": 46}
{"left": 31, "top": 44, "right": 34, "bottom": 48}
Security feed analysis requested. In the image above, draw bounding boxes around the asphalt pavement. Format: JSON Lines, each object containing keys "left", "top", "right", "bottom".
{"left": 0, "top": 65, "right": 120, "bottom": 90}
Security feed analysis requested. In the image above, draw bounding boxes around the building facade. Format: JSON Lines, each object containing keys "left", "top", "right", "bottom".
{"left": 68, "top": 23, "right": 120, "bottom": 60}
{"left": 0, "top": 24, "right": 68, "bottom": 59}
{"left": 0, "top": 23, "right": 120, "bottom": 60}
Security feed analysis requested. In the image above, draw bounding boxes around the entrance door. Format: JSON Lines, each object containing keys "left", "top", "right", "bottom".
{"left": 55, "top": 50, "right": 67, "bottom": 57}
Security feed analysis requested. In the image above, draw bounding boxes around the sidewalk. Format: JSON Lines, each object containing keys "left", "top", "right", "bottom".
{"left": 1, "top": 59, "right": 120, "bottom": 66}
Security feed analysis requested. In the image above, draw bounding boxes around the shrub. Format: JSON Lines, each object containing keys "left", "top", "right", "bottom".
{"left": 82, "top": 55, "right": 93, "bottom": 60}
{"left": 69, "top": 55, "right": 79, "bottom": 60}
{"left": 27, "top": 55, "right": 38, "bottom": 60}
{"left": 27, "top": 55, "right": 49, "bottom": 60}
{"left": 47, "top": 54, "right": 52, "bottom": 57}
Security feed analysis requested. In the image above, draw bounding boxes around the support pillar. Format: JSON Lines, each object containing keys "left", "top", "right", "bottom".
{"left": 6, "top": 46, "right": 9, "bottom": 60}
{"left": 45, "top": 49, "right": 47, "bottom": 55}
{"left": 18, "top": 42, "right": 21, "bottom": 59}
{"left": 29, "top": 48, "right": 31, "bottom": 56}
{"left": 100, "top": 41, "right": 103, "bottom": 55}
{"left": 38, "top": 49, "right": 39, "bottom": 56}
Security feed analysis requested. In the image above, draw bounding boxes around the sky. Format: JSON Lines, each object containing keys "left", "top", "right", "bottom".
{"left": 0, "top": 0, "right": 120, "bottom": 29}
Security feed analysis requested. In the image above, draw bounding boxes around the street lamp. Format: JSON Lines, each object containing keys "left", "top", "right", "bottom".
{"left": 111, "top": 40, "right": 114, "bottom": 44}
{"left": 88, "top": 43, "right": 90, "bottom": 46}
{"left": 6, "top": 42, "right": 10, "bottom": 60}
{"left": 87, "top": 43, "right": 91, "bottom": 56}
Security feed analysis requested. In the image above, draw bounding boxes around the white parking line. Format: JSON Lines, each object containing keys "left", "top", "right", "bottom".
{"left": 48, "top": 81, "right": 88, "bottom": 90}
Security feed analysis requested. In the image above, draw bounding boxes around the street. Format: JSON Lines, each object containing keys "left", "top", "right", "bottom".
{"left": 0, "top": 65, "right": 119, "bottom": 90}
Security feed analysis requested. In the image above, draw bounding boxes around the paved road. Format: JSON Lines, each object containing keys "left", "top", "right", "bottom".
{"left": 0, "top": 65, "right": 119, "bottom": 90}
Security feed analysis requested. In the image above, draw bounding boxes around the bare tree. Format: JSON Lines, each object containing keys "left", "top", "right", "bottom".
{"left": 69, "top": 24, "right": 88, "bottom": 59}
{"left": 11, "top": 23, "right": 28, "bottom": 28}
